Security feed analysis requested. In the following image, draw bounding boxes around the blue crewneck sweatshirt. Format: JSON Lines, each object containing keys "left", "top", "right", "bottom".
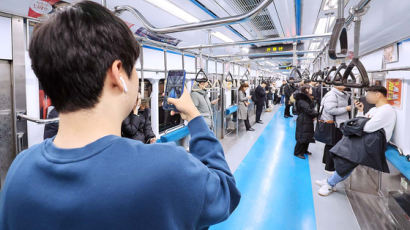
{"left": 0, "top": 116, "right": 240, "bottom": 230}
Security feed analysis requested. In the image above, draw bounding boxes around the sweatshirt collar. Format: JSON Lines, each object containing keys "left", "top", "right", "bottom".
{"left": 42, "top": 135, "right": 119, "bottom": 163}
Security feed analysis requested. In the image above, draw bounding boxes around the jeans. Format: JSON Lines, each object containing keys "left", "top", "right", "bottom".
{"left": 280, "top": 95, "right": 285, "bottom": 104}
{"left": 327, "top": 170, "right": 352, "bottom": 187}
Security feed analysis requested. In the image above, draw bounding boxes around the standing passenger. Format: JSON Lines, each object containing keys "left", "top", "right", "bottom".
{"left": 0, "top": 2, "right": 240, "bottom": 229}
{"left": 238, "top": 83, "right": 254, "bottom": 131}
{"left": 283, "top": 79, "right": 297, "bottom": 118}
{"left": 255, "top": 81, "right": 267, "bottom": 124}
{"left": 294, "top": 86, "right": 318, "bottom": 159}
{"left": 319, "top": 86, "right": 351, "bottom": 172}
{"left": 191, "top": 80, "right": 219, "bottom": 128}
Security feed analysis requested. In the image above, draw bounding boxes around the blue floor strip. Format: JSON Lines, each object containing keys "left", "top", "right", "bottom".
{"left": 211, "top": 106, "right": 317, "bottom": 230}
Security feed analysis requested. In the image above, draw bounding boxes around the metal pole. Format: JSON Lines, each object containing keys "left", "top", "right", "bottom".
{"left": 180, "top": 33, "right": 331, "bottom": 50}
{"left": 140, "top": 46, "right": 144, "bottom": 99}
{"left": 338, "top": 0, "right": 344, "bottom": 19}
{"left": 181, "top": 51, "right": 185, "bottom": 70}
{"left": 164, "top": 49, "right": 167, "bottom": 80}
{"left": 114, "top": 0, "right": 274, "bottom": 34}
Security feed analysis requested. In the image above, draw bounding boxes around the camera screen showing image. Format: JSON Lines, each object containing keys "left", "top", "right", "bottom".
{"left": 163, "top": 70, "right": 186, "bottom": 110}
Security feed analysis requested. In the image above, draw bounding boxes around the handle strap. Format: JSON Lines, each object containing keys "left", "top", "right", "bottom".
{"left": 328, "top": 18, "right": 348, "bottom": 59}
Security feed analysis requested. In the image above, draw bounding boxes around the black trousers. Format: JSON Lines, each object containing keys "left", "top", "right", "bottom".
{"left": 284, "top": 103, "right": 291, "bottom": 116}
{"left": 294, "top": 142, "right": 309, "bottom": 156}
{"left": 256, "top": 104, "right": 263, "bottom": 122}
{"left": 322, "top": 128, "right": 343, "bottom": 171}
{"left": 244, "top": 115, "right": 251, "bottom": 130}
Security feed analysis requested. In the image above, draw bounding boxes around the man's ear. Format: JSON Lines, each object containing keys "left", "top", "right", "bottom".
{"left": 108, "top": 60, "right": 127, "bottom": 93}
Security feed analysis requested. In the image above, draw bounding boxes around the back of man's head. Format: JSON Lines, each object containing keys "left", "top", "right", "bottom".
{"left": 29, "top": 1, "right": 140, "bottom": 113}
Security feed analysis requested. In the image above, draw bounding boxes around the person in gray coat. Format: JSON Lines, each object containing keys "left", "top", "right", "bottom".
{"left": 238, "top": 83, "right": 255, "bottom": 131}
{"left": 319, "top": 86, "right": 352, "bottom": 172}
{"left": 191, "top": 80, "right": 219, "bottom": 128}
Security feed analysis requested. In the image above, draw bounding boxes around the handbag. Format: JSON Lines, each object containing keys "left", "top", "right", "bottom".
{"left": 314, "top": 106, "right": 338, "bottom": 145}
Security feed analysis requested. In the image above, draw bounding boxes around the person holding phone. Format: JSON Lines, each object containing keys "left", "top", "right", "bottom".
{"left": 0, "top": 2, "right": 240, "bottom": 229}
{"left": 121, "top": 94, "right": 156, "bottom": 144}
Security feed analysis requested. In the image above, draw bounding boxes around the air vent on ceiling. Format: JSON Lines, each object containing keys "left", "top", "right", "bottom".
{"left": 222, "top": 0, "right": 277, "bottom": 37}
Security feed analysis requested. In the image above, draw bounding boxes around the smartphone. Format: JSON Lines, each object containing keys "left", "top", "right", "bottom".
{"left": 163, "top": 70, "right": 186, "bottom": 111}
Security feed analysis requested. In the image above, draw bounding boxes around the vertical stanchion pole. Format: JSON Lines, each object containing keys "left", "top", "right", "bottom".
{"left": 140, "top": 45, "right": 145, "bottom": 99}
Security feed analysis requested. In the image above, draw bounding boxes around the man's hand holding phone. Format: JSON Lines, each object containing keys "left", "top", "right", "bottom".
{"left": 355, "top": 100, "right": 364, "bottom": 112}
{"left": 167, "top": 86, "right": 201, "bottom": 122}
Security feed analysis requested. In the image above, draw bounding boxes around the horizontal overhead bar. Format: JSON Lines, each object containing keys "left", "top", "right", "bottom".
{"left": 179, "top": 33, "right": 331, "bottom": 50}
{"left": 114, "top": 0, "right": 273, "bottom": 34}
{"left": 213, "top": 50, "right": 322, "bottom": 58}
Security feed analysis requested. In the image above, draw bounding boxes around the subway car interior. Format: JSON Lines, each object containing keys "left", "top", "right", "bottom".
{"left": 0, "top": 0, "right": 410, "bottom": 229}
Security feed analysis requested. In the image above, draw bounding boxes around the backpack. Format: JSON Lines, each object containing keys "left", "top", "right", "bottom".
{"left": 250, "top": 89, "right": 258, "bottom": 102}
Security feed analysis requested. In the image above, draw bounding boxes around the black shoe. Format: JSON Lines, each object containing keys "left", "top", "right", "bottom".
{"left": 284, "top": 115, "right": 290, "bottom": 118}
{"left": 295, "top": 154, "right": 306, "bottom": 159}
{"left": 256, "top": 121, "right": 263, "bottom": 124}
{"left": 306, "top": 151, "right": 312, "bottom": 155}
{"left": 246, "top": 128, "right": 255, "bottom": 131}
{"left": 289, "top": 115, "right": 294, "bottom": 117}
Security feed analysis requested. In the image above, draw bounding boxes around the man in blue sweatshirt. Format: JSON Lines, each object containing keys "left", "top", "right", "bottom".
{"left": 0, "top": 1, "right": 240, "bottom": 229}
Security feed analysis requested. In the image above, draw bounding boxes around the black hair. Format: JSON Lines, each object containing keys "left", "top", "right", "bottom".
{"left": 366, "top": 85, "right": 387, "bottom": 97}
{"left": 300, "top": 85, "right": 311, "bottom": 95}
{"left": 29, "top": 1, "right": 140, "bottom": 113}
{"left": 261, "top": 81, "right": 267, "bottom": 85}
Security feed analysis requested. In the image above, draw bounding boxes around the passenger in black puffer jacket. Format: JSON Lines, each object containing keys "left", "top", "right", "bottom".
{"left": 294, "top": 85, "right": 319, "bottom": 159}
{"left": 121, "top": 100, "right": 156, "bottom": 144}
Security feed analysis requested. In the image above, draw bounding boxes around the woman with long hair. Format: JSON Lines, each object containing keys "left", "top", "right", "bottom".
{"left": 294, "top": 85, "right": 318, "bottom": 159}
{"left": 238, "top": 83, "right": 254, "bottom": 131}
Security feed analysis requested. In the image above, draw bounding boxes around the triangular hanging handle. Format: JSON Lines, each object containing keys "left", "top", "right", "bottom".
{"left": 195, "top": 68, "right": 208, "bottom": 82}
{"left": 324, "top": 66, "right": 337, "bottom": 84}
{"left": 329, "top": 18, "right": 348, "bottom": 59}
{"left": 333, "top": 63, "right": 354, "bottom": 86}
{"left": 342, "top": 58, "right": 369, "bottom": 88}
{"left": 225, "top": 72, "right": 234, "bottom": 82}
{"left": 289, "top": 67, "right": 302, "bottom": 83}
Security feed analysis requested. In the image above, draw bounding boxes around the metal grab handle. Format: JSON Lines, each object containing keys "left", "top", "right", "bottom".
{"left": 310, "top": 71, "right": 318, "bottom": 82}
{"left": 332, "top": 63, "right": 355, "bottom": 85}
{"left": 302, "top": 69, "right": 310, "bottom": 79}
{"left": 342, "top": 58, "right": 369, "bottom": 88}
{"left": 195, "top": 68, "right": 208, "bottom": 82}
{"left": 324, "top": 66, "right": 337, "bottom": 84}
{"left": 289, "top": 67, "right": 302, "bottom": 83}
{"left": 241, "top": 69, "right": 250, "bottom": 81}
{"left": 312, "top": 70, "right": 325, "bottom": 83}
{"left": 225, "top": 72, "right": 234, "bottom": 82}
{"left": 17, "top": 113, "right": 59, "bottom": 124}
{"left": 113, "top": 0, "right": 273, "bottom": 34}
{"left": 329, "top": 18, "right": 348, "bottom": 59}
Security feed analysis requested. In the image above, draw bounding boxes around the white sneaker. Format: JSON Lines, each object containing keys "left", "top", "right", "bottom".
{"left": 324, "top": 170, "right": 335, "bottom": 175}
{"left": 318, "top": 184, "right": 336, "bottom": 196}
{"left": 315, "top": 179, "right": 327, "bottom": 187}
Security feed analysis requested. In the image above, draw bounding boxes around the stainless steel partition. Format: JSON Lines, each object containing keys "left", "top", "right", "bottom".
{"left": 0, "top": 60, "right": 13, "bottom": 188}
{"left": 0, "top": 17, "right": 28, "bottom": 188}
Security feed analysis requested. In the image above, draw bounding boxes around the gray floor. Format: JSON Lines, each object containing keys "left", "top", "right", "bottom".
{"left": 220, "top": 106, "right": 361, "bottom": 230}
{"left": 308, "top": 142, "right": 361, "bottom": 230}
